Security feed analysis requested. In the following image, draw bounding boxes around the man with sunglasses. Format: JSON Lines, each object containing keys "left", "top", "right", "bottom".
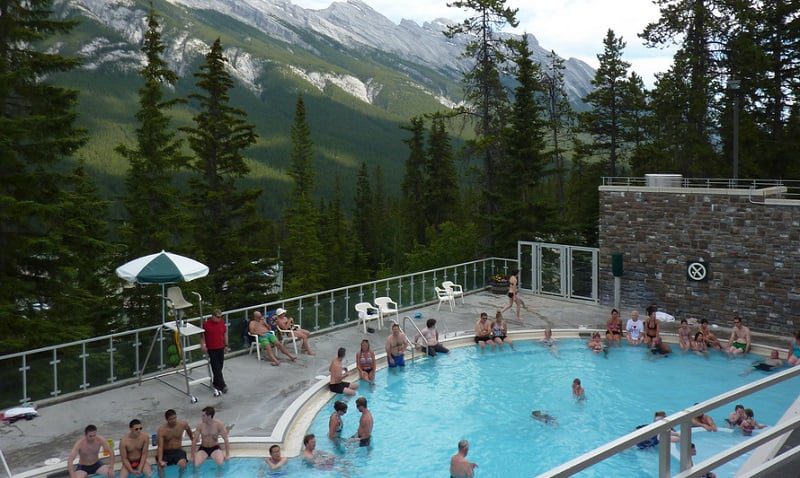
{"left": 727, "top": 316, "right": 751, "bottom": 355}
{"left": 120, "top": 419, "right": 151, "bottom": 478}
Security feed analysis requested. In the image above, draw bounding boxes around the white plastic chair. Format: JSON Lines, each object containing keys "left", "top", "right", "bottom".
{"left": 354, "top": 302, "right": 381, "bottom": 333}
{"left": 374, "top": 297, "right": 398, "bottom": 326}
{"left": 442, "top": 281, "right": 464, "bottom": 305}
{"left": 247, "top": 330, "right": 262, "bottom": 361}
{"left": 274, "top": 323, "right": 300, "bottom": 355}
{"left": 434, "top": 286, "right": 455, "bottom": 312}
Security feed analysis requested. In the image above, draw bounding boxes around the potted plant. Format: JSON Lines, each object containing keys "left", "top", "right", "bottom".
{"left": 489, "top": 273, "right": 509, "bottom": 294}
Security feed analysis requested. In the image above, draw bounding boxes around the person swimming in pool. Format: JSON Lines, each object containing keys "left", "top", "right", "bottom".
{"left": 541, "top": 328, "right": 560, "bottom": 357}
{"left": 751, "top": 350, "right": 784, "bottom": 371}
{"left": 691, "top": 404, "right": 718, "bottom": 432}
{"left": 449, "top": 440, "right": 477, "bottom": 478}
{"left": 531, "top": 410, "right": 557, "bottom": 425}
{"left": 572, "top": 378, "right": 585, "bottom": 400}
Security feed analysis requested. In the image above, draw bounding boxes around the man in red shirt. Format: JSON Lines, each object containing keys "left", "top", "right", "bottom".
{"left": 201, "top": 309, "right": 228, "bottom": 393}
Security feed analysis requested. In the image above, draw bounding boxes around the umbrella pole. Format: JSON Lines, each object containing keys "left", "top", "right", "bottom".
{"left": 161, "top": 284, "right": 166, "bottom": 326}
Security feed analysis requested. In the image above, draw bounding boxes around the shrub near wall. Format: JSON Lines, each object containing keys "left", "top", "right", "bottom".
{"left": 598, "top": 188, "right": 800, "bottom": 334}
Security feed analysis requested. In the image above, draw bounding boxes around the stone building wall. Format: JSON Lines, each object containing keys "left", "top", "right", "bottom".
{"left": 598, "top": 186, "right": 800, "bottom": 333}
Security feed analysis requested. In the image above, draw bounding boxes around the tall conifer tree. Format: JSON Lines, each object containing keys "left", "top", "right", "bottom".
{"left": 446, "top": 0, "right": 518, "bottom": 247}
{"left": 424, "top": 114, "right": 459, "bottom": 230}
{"left": 400, "top": 116, "right": 427, "bottom": 246}
{"left": 182, "top": 38, "right": 265, "bottom": 307}
{"left": 0, "top": 0, "right": 99, "bottom": 350}
{"left": 283, "top": 95, "right": 324, "bottom": 294}
{"left": 542, "top": 50, "right": 574, "bottom": 217}
{"left": 494, "top": 35, "right": 551, "bottom": 253}
{"left": 578, "top": 30, "right": 631, "bottom": 177}
{"left": 116, "top": 8, "right": 188, "bottom": 326}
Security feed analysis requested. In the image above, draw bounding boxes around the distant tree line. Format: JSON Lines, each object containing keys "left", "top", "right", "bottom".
{"left": 3, "top": 0, "right": 799, "bottom": 353}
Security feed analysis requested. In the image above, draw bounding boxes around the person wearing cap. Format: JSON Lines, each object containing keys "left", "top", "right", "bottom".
{"left": 201, "top": 309, "right": 228, "bottom": 393}
{"left": 274, "top": 307, "right": 315, "bottom": 355}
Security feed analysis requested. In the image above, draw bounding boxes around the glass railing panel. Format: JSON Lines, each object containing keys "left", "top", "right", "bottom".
{"left": 570, "top": 249, "right": 595, "bottom": 300}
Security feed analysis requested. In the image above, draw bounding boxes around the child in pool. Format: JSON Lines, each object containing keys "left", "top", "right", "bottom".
{"left": 740, "top": 408, "right": 766, "bottom": 436}
{"left": 531, "top": 410, "right": 557, "bottom": 425}
{"left": 572, "top": 378, "right": 585, "bottom": 400}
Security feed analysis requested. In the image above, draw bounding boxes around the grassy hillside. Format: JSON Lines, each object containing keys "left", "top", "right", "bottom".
{"left": 54, "top": 0, "right": 465, "bottom": 218}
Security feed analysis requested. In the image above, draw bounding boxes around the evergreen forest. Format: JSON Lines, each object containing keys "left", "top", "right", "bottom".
{"left": 3, "top": 0, "right": 800, "bottom": 353}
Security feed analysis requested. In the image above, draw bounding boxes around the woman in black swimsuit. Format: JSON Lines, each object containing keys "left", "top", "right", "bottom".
{"left": 644, "top": 305, "right": 660, "bottom": 345}
{"left": 501, "top": 269, "right": 525, "bottom": 321}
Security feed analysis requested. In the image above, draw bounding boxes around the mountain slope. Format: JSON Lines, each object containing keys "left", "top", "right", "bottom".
{"left": 49, "top": 0, "right": 594, "bottom": 217}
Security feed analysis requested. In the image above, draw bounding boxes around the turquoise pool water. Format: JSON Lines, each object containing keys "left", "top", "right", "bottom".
{"left": 156, "top": 339, "right": 799, "bottom": 477}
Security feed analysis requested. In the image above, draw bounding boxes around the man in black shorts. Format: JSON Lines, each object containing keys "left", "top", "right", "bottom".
{"left": 157, "top": 409, "right": 194, "bottom": 471}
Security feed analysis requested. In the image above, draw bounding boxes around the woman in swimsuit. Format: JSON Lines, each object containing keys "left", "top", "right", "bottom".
{"left": 492, "top": 311, "right": 514, "bottom": 350}
{"left": 692, "top": 331, "right": 708, "bottom": 355}
{"left": 356, "top": 340, "right": 376, "bottom": 383}
{"left": 643, "top": 305, "right": 660, "bottom": 345}
{"left": 605, "top": 309, "right": 622, "bottom": 345}
{"left": 787, "top": 331, "right": 800, "bottom": 366}
{"left": 501, "top": 269, "right": 525, "bottom": 321}
{"left": 678, "top": 319, "right": 691, "bottom": 351}
{"left": 327, "top": 400, "right": 347, "bottom": 441}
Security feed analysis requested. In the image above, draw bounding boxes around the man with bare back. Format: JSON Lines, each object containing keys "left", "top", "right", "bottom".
{"left": 68, "top": 424, "right": 114, "bottom": 478}
{"left": 192, "top": 406, "right": 230, "bottom": 467}
{"left": 156, "top": 409, "right": 193, "bottom": 473}
{"left": 119, "top": 419, "right": 151, "bottom": 478}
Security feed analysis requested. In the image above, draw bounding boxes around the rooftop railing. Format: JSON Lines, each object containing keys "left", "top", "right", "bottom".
{"left": 0, "top": 257, "right": 517, "bottom": 409}
{"left": 537, "top": 364, "right": 800, "bottom": 477}
{"left": 601, "top": 176, "right": 800, "bottom": 200}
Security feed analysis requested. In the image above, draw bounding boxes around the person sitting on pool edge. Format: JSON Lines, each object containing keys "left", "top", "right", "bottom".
{"left": 697, "top": 318, "right": 722, "bottom": 350}
{"left": 328, "top": 347, "right": 359, "bottom": 395}
{"left": 605, "top": 308, "right": 623, "bottom": 345}
{"left": 415, "top": 318, "right": 449, "bottom": 357}
{"left": 474, "top": 312, "right": 495, "bottom": 351}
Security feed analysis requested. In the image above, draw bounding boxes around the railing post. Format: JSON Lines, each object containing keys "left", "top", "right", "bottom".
{"left": 108, "top": 336, "right": 117, "bottom": 383}
{"left": 397, "top": 278, "right": 403, "bottom": 308}
{"left": 80, "top": 343, "right": 89, "bottom": 390}
{"left": 329, "top": 292, "right": 335, "bottom": 329}
{"left": 657, "top": 428, "right": 671, "bottom": 477}
{"left": 344, "top": 288, "right": 351, "bottom": 324}
{"left": 19, "top": 355, "right": 30, "bottom": 404}
{"left": 133, "top": 331, "right": 141, "bottom": 378}
{"left": 50, "top": 349, "right": 61, "bottom": 398}
{"left": 410, "top": 276, "right": 415, "bottom": 306}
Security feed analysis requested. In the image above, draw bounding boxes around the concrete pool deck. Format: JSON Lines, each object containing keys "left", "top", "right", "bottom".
{"left": 2, "top": 291, "right": 796, "bottom": 477}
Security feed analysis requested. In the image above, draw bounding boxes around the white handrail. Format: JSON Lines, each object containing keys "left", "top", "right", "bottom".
{"left": 537, "top": 365, "right": 800, "bottom": 477}
{"left": 0, "top": 448, "right": 12, "bottom": 478}
{"left": 401, "top": 315, "right": 429, "bottom": 362}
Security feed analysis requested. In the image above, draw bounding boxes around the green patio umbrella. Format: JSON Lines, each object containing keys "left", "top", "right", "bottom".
{"left": 116, "top": 251, "right": 209, "bottom": 323}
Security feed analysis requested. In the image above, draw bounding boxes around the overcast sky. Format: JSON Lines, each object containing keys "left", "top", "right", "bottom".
{"left": 293, "top": 0, "right": 677, "bottom": 88}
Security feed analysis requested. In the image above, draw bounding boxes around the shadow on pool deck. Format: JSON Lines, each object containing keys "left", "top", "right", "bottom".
{"left": 1, "top": 291, "right": 794, "bottom": 476}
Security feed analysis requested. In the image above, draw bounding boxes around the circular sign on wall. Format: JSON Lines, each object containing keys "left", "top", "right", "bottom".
{"left": 686, "top": 259, "right": 709, "bottom": 282}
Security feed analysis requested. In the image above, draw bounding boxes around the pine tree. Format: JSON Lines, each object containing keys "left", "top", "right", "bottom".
{"left": 541, "top": 50, "right": 575, "bottom": 217}
{"left": 116, "top": 7, "right": 188, "bottom": 327}
{"left": 0, "top": 0, "right": 94, "bottom": 350}
{"left": 181, "top": 38, "right": 265, "bottom": 307}
{"left": 424, "top": 114, "right": 459, "bottom": 230}
{"left": 320, "top": 179, "right": 361, "bottom": 288}
{"left": 640, "top": 0, "right": 735, "bottom": 175}
{"left": 117, "top": 8, "right": 188, "bottom": 255}
{"left": 400, "top": 116, "right": 427, "bottom": 246}
{"left": 353, "top": 162, "right": 376, "bottom": 272}
{"left": 494, "top": 35, "right": 552, "bottom": 254}
{"left": 445, "top": 0, "right": 518, "bottom": 244}
{"left": 283, "top": 95, "right": 325, "bottom": 294}
{"left": 578, "top": 29, "right": 631, "bottom": 177}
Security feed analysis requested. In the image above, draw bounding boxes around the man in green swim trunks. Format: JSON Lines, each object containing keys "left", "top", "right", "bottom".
{"left": 249, "top": 311, "right": 297, "bottom": 366}
{"left": 726, "top": 316, "right": 751, "bottom": 355}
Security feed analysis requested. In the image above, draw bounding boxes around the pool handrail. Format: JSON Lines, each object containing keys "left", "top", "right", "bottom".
{"left": 537, "top": 364, "right": 800, "bottom": 477}
{"left": 0, "top": 448, "right": 12, "bottom": 478}
{"left": 401, "top": 315, "right": 429, "bottom": 362}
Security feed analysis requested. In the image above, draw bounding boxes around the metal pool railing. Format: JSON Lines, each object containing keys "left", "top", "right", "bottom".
{"left": 537, "top": 365, "right": 800, "bottom": 478}
{"left": 0, "top": 257, "right": 517, "bottom": 408}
